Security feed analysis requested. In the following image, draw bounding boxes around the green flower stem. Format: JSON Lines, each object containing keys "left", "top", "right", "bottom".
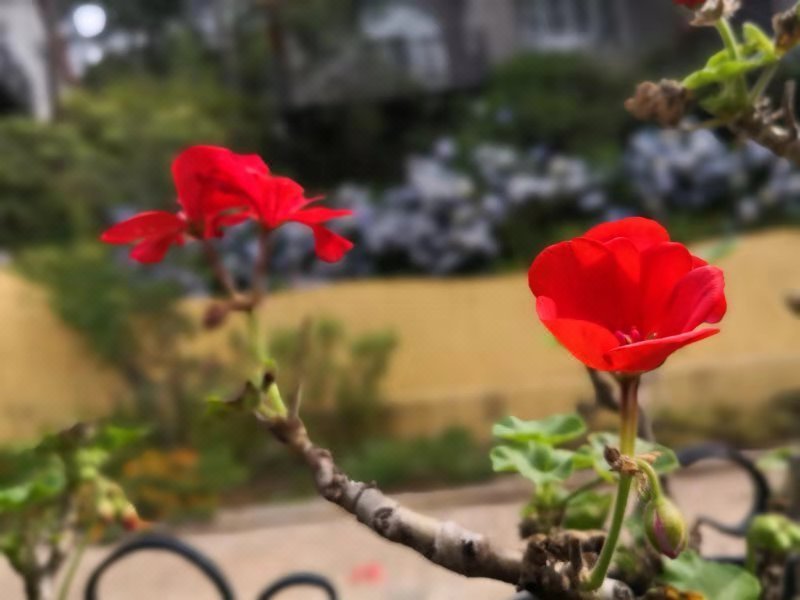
{"left": 57, "top": 533, "right": 88, "bottom": 600}
{"left": 246, "top": 310, "right": 267, "bottom": 364}
{"left": 635, "top": 457, "right": 662, "bottom": 502}
{"left": 715, "top": 18, "right": 749, "bottom": 104}
{"left": 582, "top": 375, "right": 640, "bottom": 591}
{"left": 749, "top": 64, "right": 778, "bottom": 103}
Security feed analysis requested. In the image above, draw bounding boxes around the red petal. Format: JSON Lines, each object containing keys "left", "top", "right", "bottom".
{"left": 657, "top": 266, "right": 726, "bottom": 336}
{"left": 529, "top": 237, "right": 630, "bottom": 331}
{"left": 172, "top": 146, "right": 257, "bottom": 226}
{"left": 536, "top": 296, "right": 620, "bottom": 371}
{"left": 584, "top": 217, "right": 670, "bottom": 251}
{"left": 252, "top": 176, "right": 307, "bottom": 228}
{"left": 639, "top": 243, "right": 693, "bottom": 335}
{"left": 129, "top": 235, "right": 182, "bottom": 263}
{"left": 604, "top": 328, "right": 719, "bottom": 373}
{"left": 691, "top": 254, "right": 708, "bottom": 268}
{"left": 309, "top": 225, "right": 353, "bottom": 262}
{"left": 100, "top": 211, "right": 185, "bottom": 243}
{"left": 290, "top": 207, "right": 353, "bottom": 225}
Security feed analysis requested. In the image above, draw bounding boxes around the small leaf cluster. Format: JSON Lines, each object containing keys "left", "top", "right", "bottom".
{"left": 0, "top": 424, "right": 146, "bottom": 580}
{"left": 490, "top": 413, "right": 678, "bottom": 533}
{"left": 683, "top": 23, "right": 778, "bottom": 116}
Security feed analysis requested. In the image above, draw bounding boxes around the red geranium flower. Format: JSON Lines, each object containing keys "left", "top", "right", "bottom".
{"left": 228, "top": 156, "right": 354, "bottom": 263}
{"left": 528, "top": 217, "right": 726, "bottom": 373}
{"left": 100, "top": 146, "right": 254, "bottom": 263}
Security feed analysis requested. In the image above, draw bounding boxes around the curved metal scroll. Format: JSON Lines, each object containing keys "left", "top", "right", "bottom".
{"left": 256, "top": 572, "right": 338, "bottom": 600}
{"left": 84, "top": 532, "right": 339, "bottom": 600}
{"left": 84, "top": 533, "right": 236, "bottom": 600}
{"left": 676, "top": 443, "right": 771, "bottom": 538}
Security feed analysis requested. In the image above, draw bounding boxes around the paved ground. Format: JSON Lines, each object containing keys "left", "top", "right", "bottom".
{"left": 0, "top": 464, "right": 760, "bottom": 600}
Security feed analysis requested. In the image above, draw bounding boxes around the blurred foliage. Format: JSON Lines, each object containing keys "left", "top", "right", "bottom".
{"left": 268, "top": 317, "right": 397, "bottom": 449}
{"left": 655, "top": 389, "right": 800, "bottom": 449}
{"left": 0, "top": 72, "right": 232, "bottom": 250}
{"left": 458, "top": 53, "right": 638, "bottom": 161}
{"left": 15, "top": 243, "right": 187, "bottom": 368}
{"left": 63, "top": 75, "right": 232, "bottom": 213}
{"left": 0, "top": 423, "right": 144, "bottom": 592}
{"left": 0, "top": 117, "right": 102, "bottom": 248}
{"left": 118, "top": 446, "right": 246, "bottom": 522}
{"left": 342, "top": 428, "right": 492, "bottom": 491}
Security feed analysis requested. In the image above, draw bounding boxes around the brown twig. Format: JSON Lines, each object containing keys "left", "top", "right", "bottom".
{"left": 257, "top": 404, "right": 634, "bottom": 598}
{"left": 202, "top": 234, "right": 274, "bottom": 321}
{"left": 202, "top": 240, "right": 240, "bottom": 300}
{"left": 250, "top": 229, "right": 273, "bottom": 307}
{"left": 264, "top": 415, "right": 522, "bottom": 584}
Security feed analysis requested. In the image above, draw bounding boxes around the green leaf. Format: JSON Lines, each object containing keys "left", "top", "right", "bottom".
{"left": 660, "top": 551, "right": 761, "bottom": 600}
{"left": 683, "top": 56, "right": 770, "bottom": 90}
{"left": 96, "top": 425, "right": 149, "bottom": 451}
{"left": 0, "top": 456, "right": 66, "bottom": 510}
{"left": 492, "top": 414, "right": 587, "bottom": 446}
{"left": 563, "top": 490, "right": 612, "bottom": 530}
{"left": 490, "top": 442, "right": 575, "bottom": 486}
{"left": 581, "top": 432, "right": 679, "bottom": 482}
{"left": 742, "top": 23, "right": 777, "bottom": 59}
{"left": 756, "top": 447, "right": 794, "bottom": 471}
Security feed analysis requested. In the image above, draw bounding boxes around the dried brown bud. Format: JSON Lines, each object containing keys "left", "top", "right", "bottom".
{"left": 690, "top": 0, "right": 741, "bottom": 26}
{"left": 203, "top": 302, "right": 231, "bottom": 329}
{"left": 604, "top": 445, "right": 621, "bottom": 467}
{"left": 786, "top": 290, "right": 800, "bottom": 316}
{"left": 774, "top": 5, "right": 800, "bottom": 54}
{"left": 625, "top": 80, "right": 691, "bottom": 127}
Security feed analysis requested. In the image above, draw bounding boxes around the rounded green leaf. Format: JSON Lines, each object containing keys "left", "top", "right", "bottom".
{"left": 492, "top": 414, "right": 587, "bottom": 446}
{"left": 660, "top": 551, "right": 761, "bottom": 600}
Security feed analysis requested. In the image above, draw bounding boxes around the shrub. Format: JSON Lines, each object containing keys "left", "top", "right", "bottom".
{"left": 342, "top": 427, "right": 493, "bottom": 491}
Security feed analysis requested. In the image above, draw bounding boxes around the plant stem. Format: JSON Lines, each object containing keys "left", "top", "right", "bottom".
{"left": 57, "top": 534, "right": 87, "bottom": 600}
{"left": 251, "top": 228, "right": 272, "bottom": 306}
{"left": 202, "top": 240, "right": 239, "bottom": 299}
{"left": 749, "top": 64, "right": 778, "bottom": 103}
{"left": 246, "top": 310, "right": 267, "bottom": 364}
{"left": 715, "top": 18, "right": 749, "bottom": 105}
{"left": 582, "top": 375, "right": 640, "bottom": 591}
{"left": 635, "top": 458, "right": 662, "bottom": 503}
{"left": 563, "top": 477, "right": 605, "bottom": 505}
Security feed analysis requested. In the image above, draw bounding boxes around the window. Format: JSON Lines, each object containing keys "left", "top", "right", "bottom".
{"left": 515, "top": 0, "right": 627, "bottom": 51}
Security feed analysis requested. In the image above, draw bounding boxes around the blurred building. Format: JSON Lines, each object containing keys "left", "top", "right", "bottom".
{"left": 0, "top": 0, "right": 51, "bottom": 119}
{"left": 289, "top": 0, "right": 681, "bottom": 107}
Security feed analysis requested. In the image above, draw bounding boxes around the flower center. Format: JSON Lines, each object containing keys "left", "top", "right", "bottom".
{"left": 614, "top": 327, "right": 640, "bottom": 346}
{"left": 614, "top": 327, "right": 659, "bottom": 345}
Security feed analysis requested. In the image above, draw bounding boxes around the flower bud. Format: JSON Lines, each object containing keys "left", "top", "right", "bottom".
{"left": 644, "top": 497, "right": 687, "bottom": 559}
{"left": 96, "top": 498, "right": 116, "bottom": 524}
{"left": 120, "top": 504, "right": 142, "bottom": 532}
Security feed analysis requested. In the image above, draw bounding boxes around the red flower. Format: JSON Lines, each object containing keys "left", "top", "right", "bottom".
{"left": 674, "top": 0, "right": 704, "bottom": 7}
{"left": 101, "top": 146, "right": 254, "bottom": 263}
{"left": 229, "top": 157, "right": 354, "bottom": 263}
{"left": 528, "top": 217, "right": 726, "bottom": 374}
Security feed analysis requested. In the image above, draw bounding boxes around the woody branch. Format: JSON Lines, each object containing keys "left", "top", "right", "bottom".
{"left": 252, "top": 384, "right": 634, "bottom": 599}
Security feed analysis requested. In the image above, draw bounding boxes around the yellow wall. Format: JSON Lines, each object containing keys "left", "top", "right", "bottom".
{"left": 0, "top": 270, "right": 126, "bottom": 441}
{"left": 2, "top": 228, "right": 800, "bottom": 442}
